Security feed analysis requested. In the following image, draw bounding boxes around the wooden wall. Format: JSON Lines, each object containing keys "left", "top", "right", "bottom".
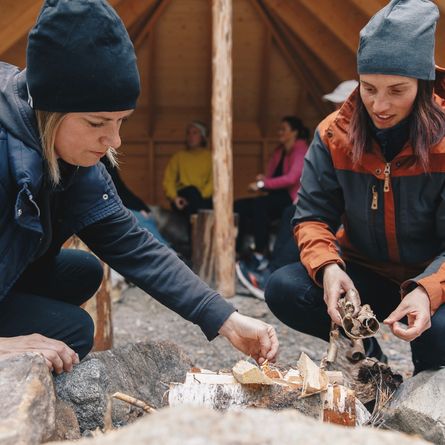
{"left": 2, "top": 0, "right": 445, "bottom": 207}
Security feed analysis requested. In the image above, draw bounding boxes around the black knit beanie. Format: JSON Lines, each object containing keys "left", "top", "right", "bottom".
{"left": 26, "top": 0, "right": 140, "bottom": 112}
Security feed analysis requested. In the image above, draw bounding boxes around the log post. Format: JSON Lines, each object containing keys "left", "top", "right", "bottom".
{"left": 211, "top": 0, "right": 235, "bottom": 297}
{"left": 63, "top": 236, "right": 113, "bottom": 351}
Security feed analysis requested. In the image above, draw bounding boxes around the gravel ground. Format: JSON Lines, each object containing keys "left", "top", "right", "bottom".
{"left": 112, "top": 282, "right": 414, "bottom": 379}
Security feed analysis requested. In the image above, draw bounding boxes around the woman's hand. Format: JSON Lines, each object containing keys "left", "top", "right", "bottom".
{"left": 248, "top": 182, "right": 259, "bottom": 192}
{"left": 218, "top": 312, "right": 279, "bottom": 364}
{"left": 0, "top": 334, "right": 79, "bottom": 373}
{"left": 384, "top": 286, "right": 431, "bottom": 341}
{"left": 322, "top": 263, "right": 357, "bottom": 325}
{"left": 174, "top": 196, "right": 188, "bottom": 210}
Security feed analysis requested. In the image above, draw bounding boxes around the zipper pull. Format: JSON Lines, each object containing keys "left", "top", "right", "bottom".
{"left": 371, "top": 185, "right": 378, "bottom": 210}
{"left": 383, "top": 162, "right": 391, "bottom": 192}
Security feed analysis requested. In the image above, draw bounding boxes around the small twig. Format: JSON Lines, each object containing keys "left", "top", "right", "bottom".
{"left": 112, "top": 392, "right": 156, "bottom": 414}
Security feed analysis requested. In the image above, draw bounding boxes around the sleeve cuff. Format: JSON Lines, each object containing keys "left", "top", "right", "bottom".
{"left": 195, "top": 294, "right": 237, "bottom": 341}
{"left": 402, "top": 277, "right": 443, "bottom": 313}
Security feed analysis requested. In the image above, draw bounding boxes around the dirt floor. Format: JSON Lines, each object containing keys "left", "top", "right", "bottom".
{"left": 112, "top": 282, "right": 414, "bottom": 379}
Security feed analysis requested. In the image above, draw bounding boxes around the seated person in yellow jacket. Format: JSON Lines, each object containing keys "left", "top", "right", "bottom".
{"left": 163, "top": 122, "right": 213, "bottom": 218}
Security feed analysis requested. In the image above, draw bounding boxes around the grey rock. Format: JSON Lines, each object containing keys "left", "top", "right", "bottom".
{"left": 0, "top": 353, "right": 55, "bottom": 445}
{"left": 383, "top": 368, "right": 445, "bottom": 444}
{"left": 55, "top": 341, "right": 192, "bottom": 432}
{"left": 49, "top": 405, "right": 431, "bottom": 445}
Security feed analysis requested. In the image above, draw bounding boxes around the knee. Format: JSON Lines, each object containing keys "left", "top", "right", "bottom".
{"left": 74, "top": 309, "right": 95, "bottom": 360}
{"left": 81, "top": 253, "right": 104, "bottom": 298}
{"left": 265, "top": 263, "right": 310, "bottom": 311}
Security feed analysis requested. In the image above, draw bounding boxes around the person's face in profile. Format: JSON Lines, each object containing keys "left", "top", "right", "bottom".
{"left": 54, "top": 110, "right": 134, "bottom": 166}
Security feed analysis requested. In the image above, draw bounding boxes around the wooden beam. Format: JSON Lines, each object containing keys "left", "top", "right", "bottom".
{"left": 298, "top": 0, "right": 369, "bottom": 53}
{"left": 0, "top": 1, "right": 42, "bottom": 56}
{"left": 347, "top": 0, "right": 387, "bottom": 17}
{"left": 263, "top": 0, "right": 356, "bottom": 80}
{"left": 269, "top": 12, "right": 339, "bottom": 102}
{"left": 250, "top": 0, "right": 331, "bottom": 116}
{"left": 259, "top": 29, "right": 272, "bottom": 137}
{"left": 212, "top": 0, "right": 235, "bottom": 297}
{"left": 112, "top": 0, "right": 156, "bottom": 28}
{"left": 134, "top": 0, "right": 173, "bottom": 49}
{"left": 0, "top": 0, "right": 154, "bottom": 58}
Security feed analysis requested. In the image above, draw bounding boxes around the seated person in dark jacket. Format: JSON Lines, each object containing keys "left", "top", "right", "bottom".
{"left": 0, "top": 0, "right": 278, "bottom": 374}
{"left": 101, "top": 157, "right": 168, "bottom": 246}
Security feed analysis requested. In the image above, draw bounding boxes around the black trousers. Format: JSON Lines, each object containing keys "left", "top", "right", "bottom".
{"left": 265, "top": 261, "right": 445, "bottom": 374}
{"left": 235, "top": 192, "right": 292, "bottom": 253}
{"left": 0, "top": 249, "right": 103, "bottom": 359}
{"left": 269, "top": 204, "right": 300, "bottom": 272}
{"left": 176, "top": 186, "right": 213, "bottom": 217}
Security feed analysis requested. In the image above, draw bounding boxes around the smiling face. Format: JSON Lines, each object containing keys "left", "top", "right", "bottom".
{"left": 359, "top": 74, "right": 418, "bottom": 129}
{"left": 54, "top": 110, "right": 134, "bottom": 166}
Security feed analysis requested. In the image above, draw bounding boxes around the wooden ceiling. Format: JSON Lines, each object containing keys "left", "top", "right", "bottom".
{"left": 1, "top": 0, "right": 444, "bottom": 136}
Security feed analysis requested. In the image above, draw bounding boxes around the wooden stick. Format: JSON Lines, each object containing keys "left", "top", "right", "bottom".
{"left": 112, "top": 392, "right": 156, "bottom": 414}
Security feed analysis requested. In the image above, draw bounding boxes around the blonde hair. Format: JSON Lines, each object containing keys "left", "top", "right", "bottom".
{"left": 35, "top": 110, "right": 119, "bottom": 185}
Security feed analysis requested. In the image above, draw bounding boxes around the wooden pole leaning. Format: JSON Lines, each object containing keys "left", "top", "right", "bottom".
{"left": 211, "top": 0, "right": 235, "bottom": 297}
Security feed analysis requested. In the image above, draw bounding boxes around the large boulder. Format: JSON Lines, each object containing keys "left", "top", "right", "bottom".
{"left": 382, "top": 368, "right": 445, "bottom": 444}
{"left": 50, "top": 405, "right": 431, "bottom": 445}
{"left": 55, "top": 341, "right": 192, "bottom": 432}
{"left": 0, "top": 353, "right": 55, "bottom": 445}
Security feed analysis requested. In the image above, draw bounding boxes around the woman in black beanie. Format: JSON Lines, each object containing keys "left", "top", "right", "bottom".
{"left": 0, "top": 0, "right": 278, "bottom": 373}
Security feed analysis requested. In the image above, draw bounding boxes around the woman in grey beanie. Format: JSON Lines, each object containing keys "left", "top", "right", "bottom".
{"left": 265, "top": 0, "right": 445, "bottom": 374}
{"left": 0, "top": 0, "right": 278, "bottom": 373}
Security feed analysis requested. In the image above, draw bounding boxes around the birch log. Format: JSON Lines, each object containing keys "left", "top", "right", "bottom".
{"left": 212, "top": 0, "right": 235, "bottom": 297}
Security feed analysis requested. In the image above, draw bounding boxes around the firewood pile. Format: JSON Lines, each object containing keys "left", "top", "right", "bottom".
{"left": 168, "top": 290, "right": 402, "bottom": 428}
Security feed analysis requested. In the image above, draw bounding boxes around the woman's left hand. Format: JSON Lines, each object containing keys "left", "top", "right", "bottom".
{"left": 384, "top": 286, "right": 431, "bottom": 341}
{"left": 218, "top": 312, "right": 279, "bottom": 364}
{"left": 248, "top": 182, "right": 259, "bottom": 192}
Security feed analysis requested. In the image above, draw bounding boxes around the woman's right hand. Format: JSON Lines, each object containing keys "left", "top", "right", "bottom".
{"left": 0, "top": 334, "right": 79, "bottom": 373}
{"left": 322, "top": 263, "right": 357, "bottom": 325}
{"left": 174, "top": 196, "right": 188, "bottom": 210}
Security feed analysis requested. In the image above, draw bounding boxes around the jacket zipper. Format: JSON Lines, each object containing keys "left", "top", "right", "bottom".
{"left": 371, "top": 185, "right": 378, "bottom": 210}
{"left": 383, "top": 162, "right": 391, "bottom": 192}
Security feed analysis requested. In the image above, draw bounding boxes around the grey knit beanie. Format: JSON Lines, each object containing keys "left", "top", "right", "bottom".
{"left": 357, "top": 0, "right": 439, "bottom": 80}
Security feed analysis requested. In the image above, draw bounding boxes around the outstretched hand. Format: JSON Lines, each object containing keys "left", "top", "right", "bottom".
{"left": 384, "top": 286, "right": 431, "bottom": 341}
{"left": 218, "top": 312, "right": 279, "bottom": 364}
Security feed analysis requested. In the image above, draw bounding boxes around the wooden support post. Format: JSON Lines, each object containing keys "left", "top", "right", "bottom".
{"left": 211, "top": 0, "right": 235, "bottom": 297}
{"left": 64, "top": 236, "right": 113, "bottom": 351}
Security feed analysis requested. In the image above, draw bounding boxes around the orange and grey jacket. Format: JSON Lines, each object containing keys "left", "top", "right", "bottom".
{"left": 293, "top": 67, "right": 445, "bottom": 313}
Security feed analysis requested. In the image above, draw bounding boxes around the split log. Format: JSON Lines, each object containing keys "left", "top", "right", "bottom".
{"left": 298, "top": 352, "right": 328, "bottom": 397}
{"left": 168, "top": 369, "right": 370, "bottom": 426}
{"left": 232, "top": 360, "right": 275, "bottom": 385}
{"left": 322, "top": 385, "right": 356, "bottom": 427}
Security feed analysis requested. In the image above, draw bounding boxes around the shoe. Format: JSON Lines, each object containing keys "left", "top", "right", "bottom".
{"left": 241, "top": 251, "right": 270, "bottom": 272}
{"left": 235, "top": 260, "right": 269, "bottom": 300}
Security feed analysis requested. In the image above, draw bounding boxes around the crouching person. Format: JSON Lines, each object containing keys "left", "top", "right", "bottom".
{"left": 0, "top": 0, "right": 278, "bottom": 374}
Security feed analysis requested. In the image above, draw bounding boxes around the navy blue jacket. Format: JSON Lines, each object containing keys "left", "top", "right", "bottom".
{"left": 0, "top": 62, "right": 235, "bottom": 340}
